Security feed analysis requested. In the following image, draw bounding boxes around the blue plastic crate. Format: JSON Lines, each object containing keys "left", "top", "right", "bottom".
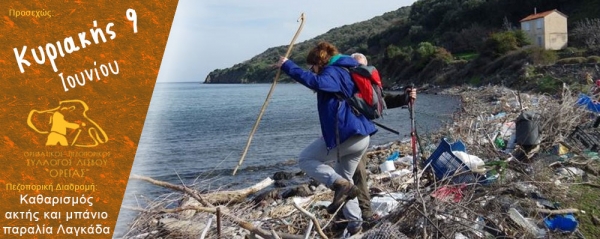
{"left": 423, "top": 138, "right": 485, "bottom": 184}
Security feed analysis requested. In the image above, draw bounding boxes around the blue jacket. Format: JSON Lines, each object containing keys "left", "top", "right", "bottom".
{"left": 281, "top": 55, "right": 378, "bottom": 149}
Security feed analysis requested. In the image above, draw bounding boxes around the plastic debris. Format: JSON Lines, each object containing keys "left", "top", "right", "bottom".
{"left": 371, "top": 196, "right": 400, "bottom": 217}
{"left": 508, "top": 208, "right": 547, "bottom": 238}
{"left": 431, "top": 184, "right": 467, "bottom": 203}
{"left": 556, "top": 167, "right": 585, "bottom": 178}
{"left": 544, "top": 214, "right": 578, "bottom": 232}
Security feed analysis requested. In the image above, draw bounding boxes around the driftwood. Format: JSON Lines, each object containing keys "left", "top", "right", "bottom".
{"left": 130, "top": 174, "right": 272, "bottom": 237}
{"left": 131, "top": 174, "right": 274, "bottom": 205}
{"left": 202, "top": 177, "right": 274, "bottom": 204}
{"left": 130, "top": 174, "right": 214, "bottom": 207}
{"left": 127, "top": 205, "right": 304, "bottom": 239}
{"left": 127, "top": 175, "right": 307, "bottom": 239}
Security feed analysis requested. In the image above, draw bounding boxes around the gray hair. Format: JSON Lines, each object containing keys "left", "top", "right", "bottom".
{"left": 350, "top": 53, "right": 368, "bottom": 65}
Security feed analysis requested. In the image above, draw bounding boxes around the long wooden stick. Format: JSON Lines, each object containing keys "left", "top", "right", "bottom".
{"left": 233, "top": 13, "right": 306, "bottom": 175}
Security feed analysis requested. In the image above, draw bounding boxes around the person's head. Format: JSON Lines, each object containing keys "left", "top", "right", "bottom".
{"left": 306, "top": 41, "right": 339, "bottom": 73}
{"left": 351, "top": 53, "right": 368, "bottom": 65}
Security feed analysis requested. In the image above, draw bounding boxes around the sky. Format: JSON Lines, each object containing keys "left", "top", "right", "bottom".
{"left": 155, "top": 0, "right": 418, "bottom": 82}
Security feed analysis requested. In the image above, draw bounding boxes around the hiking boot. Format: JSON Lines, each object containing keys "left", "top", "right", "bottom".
{"left": 327, "top": 179, "right": 359, "bottom": 214}
{"left": 347, "top": 225, "right": 362, "bottom": 236}
{"left": 362, "top": 214, "right": 381, "bottom": 230}
{"left": 329, "top": 213, "right": 348, "bottom": 233}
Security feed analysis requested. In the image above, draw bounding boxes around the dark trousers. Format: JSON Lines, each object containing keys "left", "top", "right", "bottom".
{"left": 352, "top": 154, "right": 373, "bottom": 219}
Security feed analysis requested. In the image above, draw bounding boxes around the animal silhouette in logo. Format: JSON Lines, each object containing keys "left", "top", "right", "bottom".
{"left": 27, "top": 100, "right": 108, "bottom": 147}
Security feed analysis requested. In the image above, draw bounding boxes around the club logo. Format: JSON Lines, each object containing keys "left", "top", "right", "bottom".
{"left": 27, "top": 100, "right": 107, "bottom": 147}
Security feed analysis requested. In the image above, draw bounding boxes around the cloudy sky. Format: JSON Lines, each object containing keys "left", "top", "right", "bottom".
{"left": 155, "top": 0, "right": 418, "bottom": 82}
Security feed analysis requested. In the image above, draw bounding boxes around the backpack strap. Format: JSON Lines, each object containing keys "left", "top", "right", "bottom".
{"left": 351, "top": 65, "right": 375, "bottom": 77}
{"left": 335, "top": 100, "right": 341, "bottom": 163}
{"left": 334, "top": 67, "right": 361, "bottom": 116}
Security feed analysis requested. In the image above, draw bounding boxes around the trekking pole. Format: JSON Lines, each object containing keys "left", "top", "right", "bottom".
{"left": 233, "top": 13, "right": 305, "bottom": 175}
{"left": 408, "top": 86, "right": 419, "bottom": 188}
{"left": 373, "top": 121, "right": 400, "bottom": 135}
{"left": 408, "top": 86, "right": 429, "bottom": 237}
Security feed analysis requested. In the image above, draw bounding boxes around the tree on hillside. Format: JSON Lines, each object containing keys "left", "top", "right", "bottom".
{"left": 481, "top": 31, "right": 529, "bottom": 57}
{"left": 572, "top": 18, "right": 600, "bottom": 49}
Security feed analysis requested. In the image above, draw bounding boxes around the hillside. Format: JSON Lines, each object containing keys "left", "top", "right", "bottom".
{"left": 205, "top": 0, "right": 600, "bottom": 93}
{"left": 204, "top": 7, "right": 411, "bottom": 84}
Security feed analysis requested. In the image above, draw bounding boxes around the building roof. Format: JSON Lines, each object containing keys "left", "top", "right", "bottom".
{"left": 520, "top": 9, "right": 567, "bottom": 22}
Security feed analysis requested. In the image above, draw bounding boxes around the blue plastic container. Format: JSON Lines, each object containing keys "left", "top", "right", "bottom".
{"left": 544, "top": 214, "right": 578, "bottom": 232}
{"left": 423, "top": 138, "right": 485, "bottom": 184}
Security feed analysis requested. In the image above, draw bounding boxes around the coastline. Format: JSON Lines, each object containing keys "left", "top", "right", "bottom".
{"left": 120, "top": 84, "right": 600, "bottom": 238}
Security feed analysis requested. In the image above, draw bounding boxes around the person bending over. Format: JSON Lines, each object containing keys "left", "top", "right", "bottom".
{"left": 276, "top": 42, "right": 375, "bottom": 235}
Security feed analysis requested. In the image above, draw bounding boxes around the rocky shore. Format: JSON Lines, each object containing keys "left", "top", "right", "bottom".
{"left": 120, "top": 85, "right": 600, "bottom": 239}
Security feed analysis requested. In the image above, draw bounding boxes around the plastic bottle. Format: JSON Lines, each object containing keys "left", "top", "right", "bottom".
{"left": 508, "top": 208, "right": 546, "bottom": 238}
{"left": 494, "top": 134, "right": 506, "bottom": 149}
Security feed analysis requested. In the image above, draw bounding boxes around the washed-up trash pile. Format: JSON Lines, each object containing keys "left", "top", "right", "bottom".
{"left": 121, "top": 85, "right": 600, "bottom": 239}
{"left": 381, "top": 86, "right": 598, "bottom": 238}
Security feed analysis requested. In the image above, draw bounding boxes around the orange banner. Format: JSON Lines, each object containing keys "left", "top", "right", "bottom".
{"left": 0, "top": 1, "right": 178, "bottom": 238}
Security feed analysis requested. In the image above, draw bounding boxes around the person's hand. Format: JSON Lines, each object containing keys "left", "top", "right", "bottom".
{"left": 276, "top": 57, "right": 288, "bottom": 68}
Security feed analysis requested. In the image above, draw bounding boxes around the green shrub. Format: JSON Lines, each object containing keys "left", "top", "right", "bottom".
{"left": 416, "top": 42, "right": 436, "bottom": 60}
{"left": 536, "top": 76, "right": 561, "bottom": 94}
{"left": 561, "top": 47, "right": 586, "bottom": 57}
{"left": 556, "top": 57, "right": 587, "bottom": 64}
{"left": 409, "top": 42, "right": 436, "bottom": 69}
{"left": 587, "top": 56, "right": 600, "bottom": 63}
{"left": 481, "top": 31, "right": 519, "bottom": 57}
{"left": 434, "top": 47, "right": 453, "bottom": 63}
{"left": 514, "top": 30, "right": 531, "bottom": 47}
{"left": 385, "top": 45, "right": 402, "bottom": 59}
{"left": 527, "top": 47, "right": 558, "bottom": 65}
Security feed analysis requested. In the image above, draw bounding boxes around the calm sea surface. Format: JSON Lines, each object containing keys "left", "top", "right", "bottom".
{"left": 114, "top": 82, "right": 460, "bottom": 237}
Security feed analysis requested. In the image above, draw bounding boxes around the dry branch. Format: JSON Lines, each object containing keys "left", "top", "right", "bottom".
{"left": 126, "top": 204, "right": 304, "bottom": 239}
{"left": 131, "top": 174, "right": 274, "bottom": 205}
{"left": 130, "top": 174, "right": 213, "bottom": 207}
{"left": 292, "top": 198, "right": 327, "bottom": 239}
